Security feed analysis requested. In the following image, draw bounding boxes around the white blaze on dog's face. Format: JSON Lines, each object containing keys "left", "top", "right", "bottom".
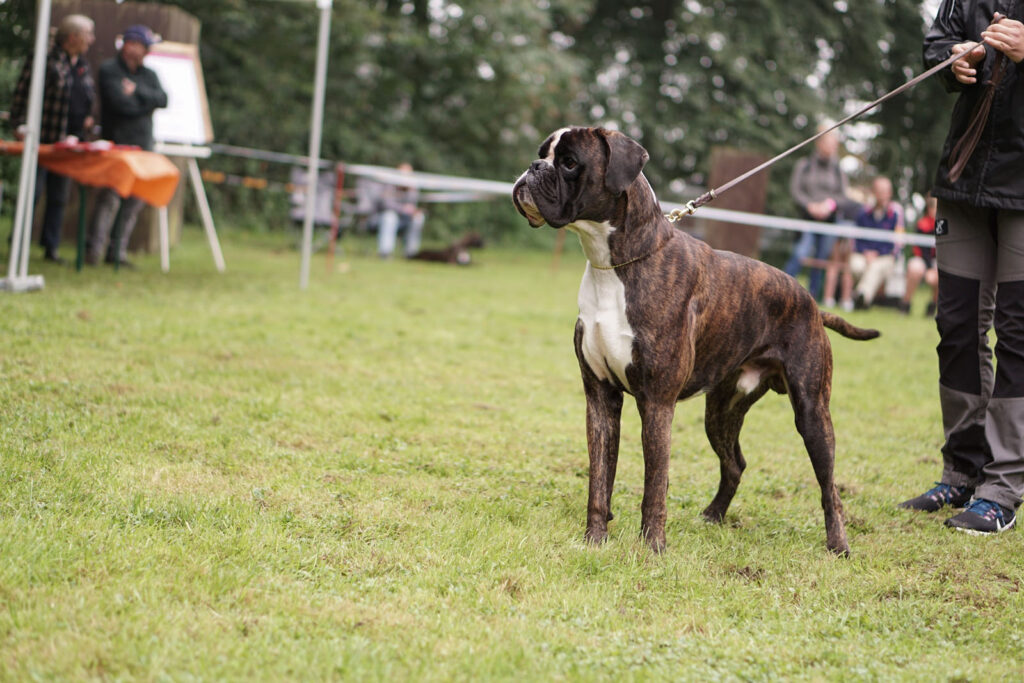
{"left": 540, "top": 126, "right": 571, "bottom": 165}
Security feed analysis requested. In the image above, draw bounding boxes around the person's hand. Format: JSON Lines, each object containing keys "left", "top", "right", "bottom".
{"left": 983, "top": 14, "right": 1024, "bottom": 63}
{"left": 121, "top": 78, "right": 136, "bottom": 95}
{"left": 15, "top": 124, "right": 27, "bottom": 141}
{"left": 951, "top": 41, "right": 987, "bottom": 84}
{"left": 806, "top": 198, "right": 836, "bottom": 221}
{"left": 83, "top": 115, "right": 95, "bottom": 132}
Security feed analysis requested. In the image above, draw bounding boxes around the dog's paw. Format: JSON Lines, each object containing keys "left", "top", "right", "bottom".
{"left": 700, "top": 506, "right": 726, "bottom": 524}
{"left": 584, "top": 527, "right": 608, "bottom": 546}
{"left": 641, "top": 529, "right": 666, "bottom": 554}
{"left": 828, "top": 543, "right": 851, "bottom": 558}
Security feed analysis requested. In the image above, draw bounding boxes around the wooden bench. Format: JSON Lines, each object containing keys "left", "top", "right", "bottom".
{"left": 800, "top": 237, "right": 851, "bottom": 273}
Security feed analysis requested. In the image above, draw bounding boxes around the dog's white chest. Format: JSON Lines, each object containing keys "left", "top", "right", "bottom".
{"left": 577, "top": 265, "right": 635, "bottom": 391}
{"left": 568, "top": 220, "right": 636, "bottom": 392}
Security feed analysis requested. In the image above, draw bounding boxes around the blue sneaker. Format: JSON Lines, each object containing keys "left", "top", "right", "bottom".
{"left": 898, "top": 482, "right": 973, "bottom": 512}
{"left": 945, "top": 498, "right": 1016, "bottom": 535}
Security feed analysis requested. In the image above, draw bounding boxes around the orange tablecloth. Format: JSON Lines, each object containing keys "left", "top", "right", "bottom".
{"left": 0, "top": 141, "right": 180, "bottom": 207}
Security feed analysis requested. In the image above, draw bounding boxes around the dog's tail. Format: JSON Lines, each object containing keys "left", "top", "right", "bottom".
{"left": 821, "top": 311, "right": 881, "bottom": 341}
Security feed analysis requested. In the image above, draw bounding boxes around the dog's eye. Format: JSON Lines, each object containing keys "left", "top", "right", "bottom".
{"left": 561, "top": 157, "right": 578, "bottom": 171}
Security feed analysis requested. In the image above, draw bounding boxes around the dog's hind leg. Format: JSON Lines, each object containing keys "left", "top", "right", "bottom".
{"left": 702, "top": 382, "right": 768, "bottom": 523}
{"left": 787, "top": 375, "right": 850, "bottom": 556}
{"left": 582, "top": 376, "right": 624, "bottom": 546}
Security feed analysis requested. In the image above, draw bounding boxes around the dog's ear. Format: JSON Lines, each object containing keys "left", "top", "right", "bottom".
{"left": 599, "top": 129, "right": 649, "bottom": 195}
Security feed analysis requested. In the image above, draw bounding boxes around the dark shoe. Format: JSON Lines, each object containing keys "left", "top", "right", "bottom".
{"left": 43, "top": 252, "right": 66, "bottom": 265}
{"left": 945, "top": 498, "right": 1016, "bottom": 535}
{"left": 853, "top": 293, "right": 869, "bottom": 310}
{"left": 896, "top": 300, "right": 911, "bottom": 315}
{"left": 925, "top": 301, "right": 937, "bottom": 317}
{"left": 898, "top": 482, "right": 973, "bottom": 512}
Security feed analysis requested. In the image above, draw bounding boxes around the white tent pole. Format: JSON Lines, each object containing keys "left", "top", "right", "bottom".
{"left": 6, "top": 0, "right": 52, "bottom": 285}
{"left": 299, "top": 0, "right": 332, "bottom": 290}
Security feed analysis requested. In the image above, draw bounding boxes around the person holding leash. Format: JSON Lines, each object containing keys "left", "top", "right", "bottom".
{"left": 900, "top": 2, "right": 1024, "bottom": 534}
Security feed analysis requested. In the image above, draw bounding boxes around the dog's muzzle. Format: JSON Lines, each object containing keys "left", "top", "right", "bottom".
{"left": 513, "top": 178, "right": 546, "bottom": 228}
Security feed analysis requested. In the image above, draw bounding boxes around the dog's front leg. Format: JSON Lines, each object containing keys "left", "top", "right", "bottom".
{"left": 582, "top": 374, "right": 623, "bottom": 546}
{"left": 636, "top": 396, "right": 675, "bottom": 553}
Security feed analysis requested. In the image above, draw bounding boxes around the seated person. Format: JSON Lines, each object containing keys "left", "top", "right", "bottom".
{"left": 841, "top": 176, "right": 904, "bottom": 310}
{"left": 899, "top": 195, "right": 938, "bottom": 316}
{"left": 376, "top": 162, "right": 425, "bottom": 259}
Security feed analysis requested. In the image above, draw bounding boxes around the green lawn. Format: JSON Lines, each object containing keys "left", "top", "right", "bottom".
{"left": 1, "top": 227, "right": 1021, "bottom": 681}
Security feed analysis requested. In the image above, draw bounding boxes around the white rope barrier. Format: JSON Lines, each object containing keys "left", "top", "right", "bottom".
{"left": 207, "top": 143, "right": 935, "bottom": 249}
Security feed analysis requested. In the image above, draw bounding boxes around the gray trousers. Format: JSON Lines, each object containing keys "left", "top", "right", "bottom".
{"left": 88, "top": 188, "right": 145, "bottom": 262}
{"left": 935, "top": 200, "right": 1024, "bottom": 510}
{"left": 377, "top": 209, "right": 424, "bottom": 258}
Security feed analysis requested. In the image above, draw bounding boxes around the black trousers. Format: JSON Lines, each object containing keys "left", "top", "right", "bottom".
{"left": 33, "top": 167, "right": 72, "bottom": 256}
{"left": 934, "top": 200, "right": 1024, "bottom": 510}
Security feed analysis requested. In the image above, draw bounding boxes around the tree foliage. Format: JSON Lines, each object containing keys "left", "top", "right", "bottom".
{"left": 1, "top": 0, "right": 952, "bottom": 236}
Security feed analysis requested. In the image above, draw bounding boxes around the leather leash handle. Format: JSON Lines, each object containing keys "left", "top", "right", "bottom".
{"left": 947, "top": 10, "right": 1013, "bottom": 181}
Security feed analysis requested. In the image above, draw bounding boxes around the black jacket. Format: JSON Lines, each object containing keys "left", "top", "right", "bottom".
{"left": 97, "top": 53, "right": 167, "bottom": 150}
{"left": 924, "top": 0, "right": 1024, "bottom": 210}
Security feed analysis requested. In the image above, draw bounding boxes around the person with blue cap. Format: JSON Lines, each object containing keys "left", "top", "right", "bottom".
{"left": 86, "top": 24, "right": 168, "bottom": 268}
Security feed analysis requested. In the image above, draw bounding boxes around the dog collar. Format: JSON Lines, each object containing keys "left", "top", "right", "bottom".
{"left": 589, "top": 232, "right": 673, "bottom": 270}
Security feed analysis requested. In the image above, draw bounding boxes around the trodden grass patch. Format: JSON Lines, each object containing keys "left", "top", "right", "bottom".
{"left": 1, "top": 227, "right": 1022, "bottom": 680}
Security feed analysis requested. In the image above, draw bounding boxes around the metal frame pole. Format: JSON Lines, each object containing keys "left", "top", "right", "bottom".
{"left": 299, "top": 0, "right": 332, "bottom": 290}
{"left": 2, "top": 0, "right": 51, "bottom": 292}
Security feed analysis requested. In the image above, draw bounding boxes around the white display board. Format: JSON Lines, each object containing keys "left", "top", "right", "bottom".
{"left": 145, "top": 41, "right": 214, "bottom": 145}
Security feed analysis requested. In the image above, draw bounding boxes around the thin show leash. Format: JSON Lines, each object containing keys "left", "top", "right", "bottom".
{"left": 664, "top": 38, "right": 988, "bottom": 224}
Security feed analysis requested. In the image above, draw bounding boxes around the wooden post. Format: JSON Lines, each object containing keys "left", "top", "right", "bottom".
{"left": 703, "top": 147, "right": 769, "bottom": 259}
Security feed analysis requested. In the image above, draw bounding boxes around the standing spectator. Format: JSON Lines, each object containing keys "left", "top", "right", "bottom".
{"left": 899, "top": 195, "right": 939, "bottom": 316}
{"left": 9, "top": 14, "right": 96, "bottom": 264}
{"left": 899, "top": 3, "right": 1024, "bottom": 535}
{"left": 846, "top": 176, "right": 904, "bottom": 310}
{"left": 783, "top": 125, "right": 850, "bottom": 302}
{"left": 86, "top": 25, "right": 167, "bottom": 268}
{"left": 376, "top": 162, "right": 426, "bottom": 259}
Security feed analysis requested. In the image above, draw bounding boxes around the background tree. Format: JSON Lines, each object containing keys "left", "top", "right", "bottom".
{"left": 0, "top": 0, "right": 954, "bottom": 240}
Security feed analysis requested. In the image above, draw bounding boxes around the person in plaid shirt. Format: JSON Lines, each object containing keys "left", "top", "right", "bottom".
{"left": 9, "top": 14, "right": 96, "bottom": 264}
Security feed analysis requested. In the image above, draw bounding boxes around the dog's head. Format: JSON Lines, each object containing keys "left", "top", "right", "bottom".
{"left": 512, "top": 127, "right": 649, "bottom": 229}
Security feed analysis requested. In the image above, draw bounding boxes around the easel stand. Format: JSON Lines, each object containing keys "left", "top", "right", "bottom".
{"left": 154, "top": 142, "right": 225, "bottom": 273}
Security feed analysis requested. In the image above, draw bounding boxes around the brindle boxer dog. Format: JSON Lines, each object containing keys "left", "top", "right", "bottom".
{"left": 512, "top": 126, "right": 879, "bottom": 555}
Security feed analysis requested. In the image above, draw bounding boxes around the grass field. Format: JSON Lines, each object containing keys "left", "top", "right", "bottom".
{"left": 2, "top": 227, "right": 1022, "bottom": 681}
